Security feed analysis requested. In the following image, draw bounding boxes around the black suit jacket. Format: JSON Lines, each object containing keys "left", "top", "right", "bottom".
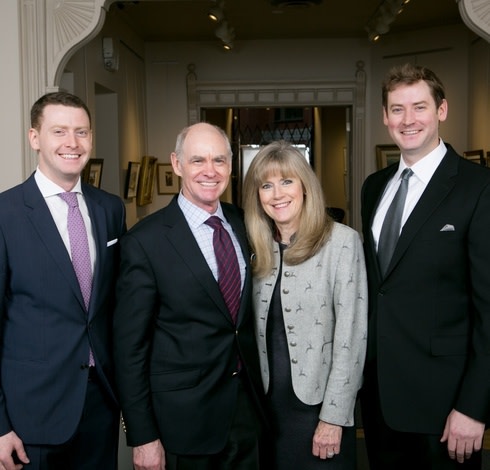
{"left": 0, "top": 173, "right": 126, "bottom": 444}
{"left": 361, "top": 145, "right": 490, "bottom": 434}
{"left": 113, "top": 197, "right": 263, "bottom": 454}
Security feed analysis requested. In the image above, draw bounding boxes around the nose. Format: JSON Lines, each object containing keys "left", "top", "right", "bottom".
{"left": 65, "top": 131, "right": 79, "bottom": 148}
{"left": 203, "top": 159, "right": 217, "bottom": 175}
{"left": 272, "top": 185, "right": 284, "bottom": 198}
{"left": 402, "top": 109, "right": 415, "bottom": 126}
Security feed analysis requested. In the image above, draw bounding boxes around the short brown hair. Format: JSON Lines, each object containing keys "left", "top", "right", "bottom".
{"left": 382, "top": 63, "right": 446, "bottom": 110}
{"left": 30, "top": 92, "right": 91, "bottom": 130}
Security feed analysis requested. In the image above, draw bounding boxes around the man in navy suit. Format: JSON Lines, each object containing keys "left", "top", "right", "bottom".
{"left": 113, "top": 123, "right": 264, "bottom": 470}
{"left": 360, "top": 63, "right": 490, "bottom": 469}
{"left": 0, "top": 92, "right": 126, "bottom": 469}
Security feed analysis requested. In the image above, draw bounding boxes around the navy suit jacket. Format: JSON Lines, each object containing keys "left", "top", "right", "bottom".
{"left": 113, "top": 196, "right": 264, "bottom": 454}
{"left": 0, "top": 174, "right": 126, "bottom": 444}
{"left": 361, "top": 145, "right": 490, "bottom": 434}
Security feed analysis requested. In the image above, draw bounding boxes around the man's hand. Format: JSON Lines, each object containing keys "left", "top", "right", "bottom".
{"left": 133, "top": 439, "right": 165, "bottom": 470}
{"left": 441, "top": 409, "right": 485, "bottom": 463}
{"left": 312, "top": 420, "right": 342, "bottom": 459}
{"left": 0, "top": 431, "right": 29, "bottom": 470}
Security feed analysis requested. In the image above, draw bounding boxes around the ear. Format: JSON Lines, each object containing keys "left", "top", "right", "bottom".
{"left": 382, "top": 107, "right": 389, "bottom": 126}
{"left": 438, "top": 99, "right": 448, "bottom": 123}
{"left": 28, "top": 128, "right": 40, "bottom": 151}
{"left": 170, "top": 152, "right": 182, "bottom": 177}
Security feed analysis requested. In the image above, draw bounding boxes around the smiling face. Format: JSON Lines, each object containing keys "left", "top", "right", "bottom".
{"left": 383, "top": 80, "right": 447, "bottom": 164}
{"left": 258, "top": 172, "right": 304, "bottom": 241}
{"left": 171, "top": 123, "right": 232, "bottom": 213}
{"left": 29, "top": 104, "right": 92, "bottom": 191}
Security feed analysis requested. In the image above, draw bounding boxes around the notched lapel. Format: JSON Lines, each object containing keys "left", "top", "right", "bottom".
{"left": 385, "top": 153, "right": 458, "bottom": 277}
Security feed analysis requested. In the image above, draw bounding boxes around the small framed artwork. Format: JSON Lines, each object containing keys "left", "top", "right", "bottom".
{"left": 486, "top": 151, "right": 490, "bottom": 167}
{"left": 463, "top": 149, "right": 485, "bottom": 166}
{"left": 82, "top": 158, "right": 104, "bottom": 188}
{"left": 376, "top": 145, "right": 401, "bottom": 170}
{"left": 124, "top": 161, "right": 141, "bottom": 199}
{"left": 136, "top": 156, "right": 158, "bottom": 206}
{"left": 157, "top": 164, "right": 179, "bottom": 194}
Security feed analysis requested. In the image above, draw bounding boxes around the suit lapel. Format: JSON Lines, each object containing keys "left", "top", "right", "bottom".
{"left": 384, "top": 150, "right": 458, "bottom": 277}
{"left": 164, "top": 199, "right": 232, "bottom": 322}
{"left": 22, "top": 176, "right": 86, "bottom": 310}
{"left": 83, "top": 186, "right": 108, "bottom": 319}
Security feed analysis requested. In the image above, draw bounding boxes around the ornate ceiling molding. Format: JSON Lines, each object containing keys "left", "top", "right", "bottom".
{"left": 458, "top": 0, "right": 490, "bottom": 43}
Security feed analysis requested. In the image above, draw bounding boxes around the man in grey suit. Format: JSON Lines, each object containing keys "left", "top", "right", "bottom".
{"left": 360, "top": 63, "right": 490, "bottom": 469}
{"left": 0, "top": 92, "right": 126, "bottom": 469}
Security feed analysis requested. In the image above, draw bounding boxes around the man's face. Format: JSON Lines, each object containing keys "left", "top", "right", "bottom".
{"left": 383, "top": 80, "right": 447, "bottom": 163}
{"left": 171, "top": 124, "right": 231, "bottom": 213}
{"left": 29, "top": 104, "right": 92, "bottom": 190}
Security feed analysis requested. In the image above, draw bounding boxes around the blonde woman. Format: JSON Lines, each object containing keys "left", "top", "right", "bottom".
{"left": 243, "top": 141, "right": 367, "bottom": 469}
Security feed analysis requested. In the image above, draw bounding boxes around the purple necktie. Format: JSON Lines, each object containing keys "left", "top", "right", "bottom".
{"left": 59, "top": 192, "right": 94, "bottom": 366}
{"left": 205, "top": 216, "right": 241, "bottom": 323}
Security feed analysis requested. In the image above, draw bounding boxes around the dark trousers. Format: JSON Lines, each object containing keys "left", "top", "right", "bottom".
{"left": 360, "top": 368, "right": 482, "bottom": 470}
{"left": 19, "top": 370, "right": 119, "bottom": 470}
{"left": 165, "top": 379, "right": 261, "bottom": 470}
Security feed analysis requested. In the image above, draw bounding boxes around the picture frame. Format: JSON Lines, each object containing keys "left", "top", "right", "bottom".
{"left": 376, "top": 145, "right": 401, "bottom": 170}
{"left": 157, "top": 163, "right": 179, "bottom": 194}
{"left": 463, "top": 149, "right": 485, "bottom": 166}
{"left": 136, "top": 156, "right": 157, "bottom": 206}
{"left": 124, "top": 161, "right": 141, "bottom": 199}
{"left": 487, "top": 151, "right": 490, "bottom": 167}
{"left": 82, "top": 158, "right": 104, "bottom": 188}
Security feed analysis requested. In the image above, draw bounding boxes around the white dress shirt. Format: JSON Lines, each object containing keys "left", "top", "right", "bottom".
{"left": 34, "top": 168, "right": 96, "bottom": 273}
{"left": 372, "top": 140, "right": 447, "bottom": 251}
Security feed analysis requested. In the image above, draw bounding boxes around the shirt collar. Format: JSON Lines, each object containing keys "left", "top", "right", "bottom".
{"left": 34, "top": 167, "right": 83, "bottom": 198}
{"left": 397, "top": 139, "right": 447, "bottom": 185}
{"left": 177, "top": 191, "right": 225, "bottom": 229}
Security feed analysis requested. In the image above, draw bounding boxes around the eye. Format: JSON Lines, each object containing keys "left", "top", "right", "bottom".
{"left": 260, "top": 182, "right": 272, "bottom": 190}
{"left": 390, "top": 107, "right": 403, "bottom": 114}
{"left": 76, "top": 130, "right": 89, "bottom": 137}
{"left": 53, "top": 129, "right": 66, "bottom": 136}
{"left": 282, "top": 179, "right": 293, "bottom": 185}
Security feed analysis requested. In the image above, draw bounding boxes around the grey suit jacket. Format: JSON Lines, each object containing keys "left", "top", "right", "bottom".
{"left": 253, "top": 222, "right": 367, "bottom": 426}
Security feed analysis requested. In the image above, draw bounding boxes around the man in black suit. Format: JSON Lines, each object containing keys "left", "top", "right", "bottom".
{"left": 113, "top": 122, "right": 264, "bottom": 470}
{"left": 0, "top": 92, "right": 126, "bottom": 469}
{"left": 360, "top": 63, "right": 490, "bottom": 469}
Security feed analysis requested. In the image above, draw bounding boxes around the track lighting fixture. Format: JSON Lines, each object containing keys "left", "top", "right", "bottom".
{"left": 365, "top": 0, "right": 411, "bottom": 42}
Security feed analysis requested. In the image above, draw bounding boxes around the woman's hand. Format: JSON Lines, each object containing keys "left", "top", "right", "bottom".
{"left": 312, "top": 420, "right": 342, "bottom": 459}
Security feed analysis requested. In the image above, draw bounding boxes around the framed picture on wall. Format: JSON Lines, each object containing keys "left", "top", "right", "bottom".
{"left": 136, "top": 156, "right": 157, "bottom": 206}
{"left": 376, "top": 145, "right": 401, "bottom": 169}
{"left": 124, "top": 161, "right": 141, "bottom": 199}
{"left": 82, "top": 158, "right": 104, "bottom": 188}
{"left": 157, "top": 163, "right": 179, "bottom": 194}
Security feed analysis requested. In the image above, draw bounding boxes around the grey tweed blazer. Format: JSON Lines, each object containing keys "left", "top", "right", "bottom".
{"left": 253, "top": 222, "right": 368, "bottom": 426}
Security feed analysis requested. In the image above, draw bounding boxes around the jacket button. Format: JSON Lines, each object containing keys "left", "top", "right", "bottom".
{"left": 290, "top": 341, "right": 297, "bottom": 347}
{"left": 284, "top": 271, "right": 290, "bottom": 277}
{"left": 282, "top": 289, "right": 289, "bottom": 294}
{"left": 291, "top": 358, "right": 298, "bottom": 364}
{"left": 285, "top": 308, "right": 291, "bottom": 312}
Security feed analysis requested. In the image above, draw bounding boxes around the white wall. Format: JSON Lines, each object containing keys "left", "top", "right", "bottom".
{"left": 0, "top": 1, "right": 23, "bottom": 191}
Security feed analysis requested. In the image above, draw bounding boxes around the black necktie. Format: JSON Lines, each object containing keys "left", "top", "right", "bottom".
{"left": 377, "top": 168, "right": 413, "bottom": 276}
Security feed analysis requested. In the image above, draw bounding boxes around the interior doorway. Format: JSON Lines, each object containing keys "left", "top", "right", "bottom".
{"left": 201, "top": 105, "right": 351, "bottom": 225}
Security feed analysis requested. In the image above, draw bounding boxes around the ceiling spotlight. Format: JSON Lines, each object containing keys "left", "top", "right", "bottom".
{"left": 208, "top": 5, "right": 224, "bottom": 22}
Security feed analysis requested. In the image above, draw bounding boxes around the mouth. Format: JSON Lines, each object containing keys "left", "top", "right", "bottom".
{"left": 273, "top": 201, "right": 290, "bottom": 209}
{"left": 59, "top": 153, "right": 81, "bottom": 160}
{"left": 199, "top": 181, "right": 219, "bottom": 187}
{"left": 400, "top": 129, "right": 420, "bottom": 136}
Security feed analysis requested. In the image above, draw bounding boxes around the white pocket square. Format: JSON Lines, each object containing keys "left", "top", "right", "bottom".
{"left": 440, "top": 224, "right": 455, "bottom": 232}
{"left": 107, "top": 238, "right": 118, "bottom": 247}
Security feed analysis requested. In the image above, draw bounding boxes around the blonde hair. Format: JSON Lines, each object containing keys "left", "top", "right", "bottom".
{"left": 243, "top": 140, "right": 333, "bottom": 278}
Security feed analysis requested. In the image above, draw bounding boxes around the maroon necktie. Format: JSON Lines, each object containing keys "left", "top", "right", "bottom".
{"left": 205, "top": 216, "right": 241, "bottom": 323}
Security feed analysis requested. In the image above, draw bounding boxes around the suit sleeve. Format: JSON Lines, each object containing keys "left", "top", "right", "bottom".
{"left": 113, "top": 231, "right": 161, "bottom": 447}
{"left": 454, "top": 181, "right": 490, "bottom": 423}
{"left": 0, "top": 226, "right": 13, "bottom": 437}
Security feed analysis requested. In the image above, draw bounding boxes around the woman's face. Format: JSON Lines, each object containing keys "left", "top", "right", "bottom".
{"left": 258, "top": 172, "right": 304, "bottom": 234}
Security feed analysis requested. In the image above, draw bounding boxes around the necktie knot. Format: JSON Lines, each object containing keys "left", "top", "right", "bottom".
{"left": 401, "top": 168, "right": 413, "bottom": 182}
{"left": 59, "top": 192, "right": 79, "bottom": 208}
{"left": 205, "top": 216, "right": 223, "bottom": 231}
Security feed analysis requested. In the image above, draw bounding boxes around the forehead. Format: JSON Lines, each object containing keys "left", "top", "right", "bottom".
{"left": 40, "top": 104, "right": 90, "bottom": 127}
{"left": 182, "top": 125, "right": 228, "bottom": 156}
{"left": 388, "top": 80, "right": 433, "bottom": 104}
